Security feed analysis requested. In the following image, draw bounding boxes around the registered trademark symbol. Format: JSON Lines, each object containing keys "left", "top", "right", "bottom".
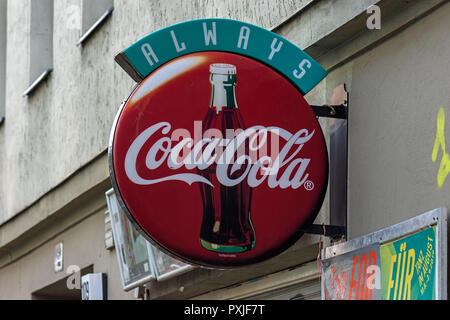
{"left": 304, "top": 180, "right": 314, "bottom": 191}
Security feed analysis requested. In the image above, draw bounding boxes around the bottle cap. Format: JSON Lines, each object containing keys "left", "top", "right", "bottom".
{"left": 209, "top": 63, "right": 236, "bottom": 75}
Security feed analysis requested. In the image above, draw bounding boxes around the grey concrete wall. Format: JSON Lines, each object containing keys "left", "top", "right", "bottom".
{"left": 29, "top": 0, "right": 53, "bottom": 84}
{"left": 345, "top": 2, "right": 450, "bottom": 237}
{"left": 0, "top": 0, "right": 312, "bottom": 224}
{"left": 81, "top": 0, "right": 113, "bottom": 34}
{"left": 0, "top": 0, "right": 6, "bottom": 121}
{"left": 0, "top": 207, "right": 135, "bottom": 299}
{"left": 0, "top": 0, "right": 5, "bottom": 211}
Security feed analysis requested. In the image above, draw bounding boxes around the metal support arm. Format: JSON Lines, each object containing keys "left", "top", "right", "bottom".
{"left": 302, "top": 224, "right": 347, "bottom": 239}
{"left": 311, "top": 104, "right": 348, "bottom": 119}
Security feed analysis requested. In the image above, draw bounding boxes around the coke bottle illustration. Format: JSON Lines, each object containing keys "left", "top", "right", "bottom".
{"left": 198, "top": 63, "right": 255, "bottom": 253}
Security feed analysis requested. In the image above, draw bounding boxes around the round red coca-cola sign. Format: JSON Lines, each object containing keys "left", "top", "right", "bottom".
{"left": 110, "top": 19, "right": 328, "bottom": 268}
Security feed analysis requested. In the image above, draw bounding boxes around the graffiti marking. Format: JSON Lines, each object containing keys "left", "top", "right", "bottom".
{"left": 431, "top": 107, "right": 450, "bottom": 188}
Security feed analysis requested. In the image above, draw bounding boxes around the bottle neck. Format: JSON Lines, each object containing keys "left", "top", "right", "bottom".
{"left": 209, "top": 74, "right": 237, "bottom": 112}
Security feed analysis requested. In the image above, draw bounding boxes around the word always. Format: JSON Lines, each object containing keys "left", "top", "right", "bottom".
{"left": 141, "top": 21, "right": 312, "bottom": 80}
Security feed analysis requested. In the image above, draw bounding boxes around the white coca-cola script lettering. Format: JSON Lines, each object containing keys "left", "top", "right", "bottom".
{"left": 124, "top": 122, "right": 315, "bottom": 189}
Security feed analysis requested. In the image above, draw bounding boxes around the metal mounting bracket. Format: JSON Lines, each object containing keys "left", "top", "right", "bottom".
{"left": 302, "top": 224, "right": 347, "bottom": 239}
{"left": 310, "top": 84, "right": 348, "bottom": 119}
{"left": 311, "top": 104, "right": 348, "bottom": 119}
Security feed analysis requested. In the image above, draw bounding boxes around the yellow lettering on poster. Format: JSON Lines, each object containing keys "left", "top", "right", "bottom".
{"left": 403, "top": 249, "right": 415, "bottom": 300}
{"left": 386, "top": 243, "right": 416, "bottom": 300}
{"left": 386, "top": 254, "right": 396, "bottom": 300}
{"left": 432, "top": 107, "right": 450, "bottom": 188}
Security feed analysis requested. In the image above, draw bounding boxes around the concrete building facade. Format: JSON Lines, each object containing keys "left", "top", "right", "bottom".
{"left": 0, "top": 0, "right": 449, "bottom": 299}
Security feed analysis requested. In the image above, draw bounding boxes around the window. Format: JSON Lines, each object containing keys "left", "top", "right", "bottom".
{"left": 105, "top": 189, "right": 194, "bottom": 291}
{"left": 105, "top": 189, "right": 155, "bottom": 291}
{"left": 0, "top": 0, "right": 6, "bottom": 122}
{"left": 23, "top": 0, "right": 53, "bottom": 97}
{"left": 77, "top": 0, "right": 114, "bottom": 46}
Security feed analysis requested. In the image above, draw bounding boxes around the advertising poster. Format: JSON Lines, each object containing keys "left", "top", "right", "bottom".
{"left": 322, "top": 244, "right": 381, "bottom": 300}
{"left": 380, "top": 226, "right": 436, "bottom": 300}
{"left": 322, "top": 209, "right": 443, "bottom": 300}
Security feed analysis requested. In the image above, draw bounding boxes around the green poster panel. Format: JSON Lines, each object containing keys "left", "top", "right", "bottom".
{"left": 380, "top": 226, "right": 436, "bottom": 300}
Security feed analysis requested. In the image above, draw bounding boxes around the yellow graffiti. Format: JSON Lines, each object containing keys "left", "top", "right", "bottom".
{"left": 431, "top": 107, "right": 450, "bottom": 188}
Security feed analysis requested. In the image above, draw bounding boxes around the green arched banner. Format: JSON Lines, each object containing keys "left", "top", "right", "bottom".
{"left": 115, "top": 18, "right": 327, "bottom": 95}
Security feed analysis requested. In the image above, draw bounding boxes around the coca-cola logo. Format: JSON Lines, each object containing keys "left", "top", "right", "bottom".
{"left": 125, "top": 122, "right": 315, "bottom": 190}
{"left": 111, "top": 23, "right": 328, "bottom": 268}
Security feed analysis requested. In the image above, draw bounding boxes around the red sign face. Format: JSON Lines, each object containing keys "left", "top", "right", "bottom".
{"left": 110, "top": 51, "right": 328, "bottom": 267}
